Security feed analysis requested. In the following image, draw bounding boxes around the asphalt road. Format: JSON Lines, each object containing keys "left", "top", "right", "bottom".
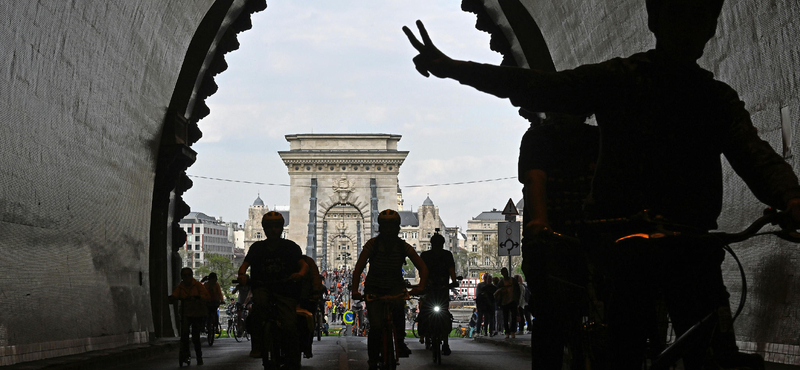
{"left": 107, "top": 335, "right": 530, "bottom": 370}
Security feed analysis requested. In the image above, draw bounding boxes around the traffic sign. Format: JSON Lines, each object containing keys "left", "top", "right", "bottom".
{"left": 497, "top": 221, "right": 520, "bottom": 256}
{"left": 343, "top": 310, "right": 354, "bottom": 325}
{"left": 501, "top": 198, "right": 519, "bottom": 215}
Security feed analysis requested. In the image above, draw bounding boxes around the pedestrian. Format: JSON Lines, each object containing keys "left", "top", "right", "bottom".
{"left": 492, "top": 276, "right": 503, "bottom": 337}
{"left": 475, "top": 273, "right": 496, "bottom": 336}
{"left": 495, "top": 268, "right": 521, "bottom": 338}
{"left": 516, "top": 275, "right": 532, "bottom": 333}
{"left": 468, "top": 308, "right": 478, "bottom": 338}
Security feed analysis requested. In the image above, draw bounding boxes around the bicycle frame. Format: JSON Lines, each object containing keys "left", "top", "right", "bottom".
{"left": 366, "top": 291, "right": 409, "bottom": 369}
{"left": 549, "top": 209, "right": 799, "bottom": 369}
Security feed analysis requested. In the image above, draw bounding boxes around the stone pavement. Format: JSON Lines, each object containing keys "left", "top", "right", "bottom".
{"left": 2, "top": 339, "right": 181, "bottom": 370}
{"left": 471, "top": 331, "right": 532, "bottom": 354}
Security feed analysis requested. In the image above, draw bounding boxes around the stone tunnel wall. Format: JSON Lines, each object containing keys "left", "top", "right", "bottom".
{"left": 0, "top": 1, "right": 214, "bottom": 365}
{"left": 516, "top": 0, "right": 800, "bottom": 363}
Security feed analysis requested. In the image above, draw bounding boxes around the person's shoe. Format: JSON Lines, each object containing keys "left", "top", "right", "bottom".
{"left": 511, "top": 333, "right": 516, "bottom": 339}
{"left": 398, "top": 342, "right": 412, "bottom": 357}
{"left": 197, "top": 357, "right": 204, "bottom": 365}
{"left": 442, "top": 345, "right": 451, "bottom": 356}
{"left": 249, "top": 350, "right": 261, "bottom": 358}
{"left": 505, "top": 334, "right": 510, "bottom": 339}
{"left": 303, "top": 350, "right": 313, "bottom": 359}
{"left": 419, "top": 336, "right": 425, "bottom": 344}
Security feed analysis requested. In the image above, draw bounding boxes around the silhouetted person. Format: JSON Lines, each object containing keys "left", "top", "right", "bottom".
{"left": 351, "top": 209, "right": 428, "bottom": 370}
{"left": 404, "top": 1, "right": 800, "bottom": 368}
{"left": 238, "top": 211, "right": 308, "bottom": 369}
{"left": 419, "top": 231, "right": 457, "bottom": 355}
{"left": 170, "top": 267, "right": 210, "bottom": 366}
{"left": 475, "top": 273, "right": 496, "bottom": 336}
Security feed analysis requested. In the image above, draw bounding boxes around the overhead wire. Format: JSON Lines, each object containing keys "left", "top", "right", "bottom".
{"left": 186, "top": 174, "right": 517, "bottom": 188}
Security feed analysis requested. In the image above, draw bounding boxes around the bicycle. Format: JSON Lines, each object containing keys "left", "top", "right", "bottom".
{"left": 361, "top": 291, "right": 411, "bottom": 370}
{"left": 229, "top": 303, "right": 250, "bottom": 342}
{"left": 544, "top": 208, "right": 800, "bottom": 369}
{"left": 205, "top": 306, "right": 222, "bottom": 346}
{"left": 233, "top": 279, "right": 299, "bottom": 370}
{"left": 415, "top": 278, "right": 461, "bottom": 364}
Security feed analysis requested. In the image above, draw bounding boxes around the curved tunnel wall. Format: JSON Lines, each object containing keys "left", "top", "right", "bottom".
{"left": 0, "top": 0, "right": 264, "bottom": 365}
{"left": 473, "top": 0, "right": 800, "bottom": 361}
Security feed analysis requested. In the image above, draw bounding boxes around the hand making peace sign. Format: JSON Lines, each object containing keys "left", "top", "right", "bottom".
{"left": 402, "top": 20, "right": 455, "bottom": 78}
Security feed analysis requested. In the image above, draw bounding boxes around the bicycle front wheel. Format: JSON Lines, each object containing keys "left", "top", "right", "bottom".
{"left": 215, "top": 321, "right": 222, "bottom": 338}
{"left": 411, "top": 320, "right": 419, "bottom": 338}
{"left": 207, "top": 320, "right": 215, "bottom": 346}
{"left": 231, "top": 320, "right": 241, "bottom": 342}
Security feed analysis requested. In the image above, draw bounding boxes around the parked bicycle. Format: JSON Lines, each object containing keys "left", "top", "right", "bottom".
{"left": 228, "top": 303, "right": 250, "bottom": 342}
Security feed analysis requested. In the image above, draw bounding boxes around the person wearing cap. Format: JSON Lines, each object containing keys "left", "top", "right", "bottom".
{"left": 238, "top": 211, "right": 308, "bottom": 369}
{"left": 418, "top": 230, "right": 457, "bottom": 355}
{"left": 203, "top": 272, "right": 224, "bottom": 335}
{"left": 351, "top": 209, "right": 428, "bottom": 370}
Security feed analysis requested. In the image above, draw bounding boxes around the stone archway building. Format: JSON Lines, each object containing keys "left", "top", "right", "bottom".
{"left": 278, "top": 134, "right": 408, "bottom": 270}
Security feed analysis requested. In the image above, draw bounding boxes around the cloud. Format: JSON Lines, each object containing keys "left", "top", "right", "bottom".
{"left": 186, "top": 1, "right": 529, "bottom": 231}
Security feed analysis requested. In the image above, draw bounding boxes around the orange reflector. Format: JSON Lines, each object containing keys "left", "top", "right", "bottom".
{"left": 615, "top": 233, "right": 651, "bottom": 242}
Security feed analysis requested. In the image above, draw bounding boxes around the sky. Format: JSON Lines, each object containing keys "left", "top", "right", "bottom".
{"left": 183, "top": 1, "right": 530, "bottom": 231}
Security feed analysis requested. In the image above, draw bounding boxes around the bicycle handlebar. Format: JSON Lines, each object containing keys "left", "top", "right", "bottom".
{"left": 543, "top": 208, "right": 800, "bottom": 245}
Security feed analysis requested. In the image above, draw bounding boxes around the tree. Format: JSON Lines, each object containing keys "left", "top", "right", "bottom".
{"left": 196, "top": 254, "right": 238, "bottom": 300}
{"left": 402, "top": 257, "right": 416, "bottom": 279}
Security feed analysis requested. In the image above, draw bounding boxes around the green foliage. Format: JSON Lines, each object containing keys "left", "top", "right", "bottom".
{"left": 196, "top": 254, "right": 238, "bottom": 300}
{"left": 402, "top": 257, "right": 416, "bottom": 278}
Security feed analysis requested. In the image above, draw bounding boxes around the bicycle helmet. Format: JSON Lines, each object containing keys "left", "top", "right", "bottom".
{"left": 377, "top": 209, "right": 401, "bottom": 226}
{"left": 261, "top": 211, "right": 285, "bottom": 226}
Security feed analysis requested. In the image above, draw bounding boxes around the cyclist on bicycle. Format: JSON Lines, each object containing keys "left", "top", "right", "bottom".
{"left": 403, "top": 1, "right": 800, "bottom": 368}
{"left": 418, "top": 231, "right": 457, "bottom": 355}
{"left": 169, "top": 267, "right": 210, "bottom": 366}
{"left": 351, "top": 209, "right": 428, "bottom": 370}
{"left": 203, "top": 272, "right": 224, "bottom": 335}
{"left": 237, "top": 211, "right": 308, "bottom": 369}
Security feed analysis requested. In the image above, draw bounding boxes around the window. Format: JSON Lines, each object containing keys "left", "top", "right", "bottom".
{"left": 195, "top": 253, "right": 200, "bottom": 259}
{"left": 195, "top": 245, "right": 200, "bottom": 251}
{"left": 484, "top": 257, "right": 490, "bottom": 265}
{"left": 471, "top": 234, "right": 477, "bottom": 241}
{"left": 484, "top": 234, "right": 491, "bottom": 241}
{"left": 187, "top": 227, "right": 191, "bottom": 234}
{"left": 195, "top": 227, "right": 200, "bottom": 233}
{"left": 195, "top": 236, "right": 200, "bottom": 242}
{"left": 256, "top": 232, "right": 262, "bottom": 239}
{"left": 426, "top": 232, "right": 432, "bottom": 238}
{"left": 472, "top": 245, "right": 478, "bottom": 252}
{"left": 402, "top": 232, "right": 407, "bottom": 239}
{"left": 412, "top": 232, "right": 418, "bottom": 239}
{"left": 194, "top": 262, "right": 200, "bottom": 268}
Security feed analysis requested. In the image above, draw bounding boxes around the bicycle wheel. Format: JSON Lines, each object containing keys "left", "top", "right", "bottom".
{"left": 215, "top": 321, "right": 222, "bottom": 338}
{"left": 432, "top": 337, "right": 441, "bottom": 364}
{"left": 231, "top": 319, "right": 241, "bottom": 342}
{"left": 411, "top": 320, "right": 419, "bottom": 338}
{"left": 207, "top": 320, "right": 215, "bottom": 346}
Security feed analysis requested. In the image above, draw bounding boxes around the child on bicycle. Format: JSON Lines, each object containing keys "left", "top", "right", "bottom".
{"left": 169, "top": 267, "right": 210, "bottom": 366}
{"left": 351, "top": 209, "right": 428, "bottom": 370}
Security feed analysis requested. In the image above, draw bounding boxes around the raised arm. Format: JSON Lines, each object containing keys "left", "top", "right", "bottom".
{"left": 403, "top": 20, "right": 616, "bottom": 115}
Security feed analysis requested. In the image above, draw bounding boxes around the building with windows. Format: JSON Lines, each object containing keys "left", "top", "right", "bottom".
{"left": 242, "top": 195, "right": 290, "bottom": 254}
{"left": 178, "top": 212, "right": 236, "bottom": 272}
{"left": 398, "top": 196, "right": 458, "bottom": 253}
{"left": 464, "top": 203, "right": 523, "bottom": 278}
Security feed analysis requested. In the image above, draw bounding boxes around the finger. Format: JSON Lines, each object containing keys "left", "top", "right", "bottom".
{"left": 412, "top": 56, "right": 430, "bottom": 77}
{"left": 416, "top": 20, "right": 433, "bottom": 47}
{"left": 402, "top": 25, "right": 425, "bottom": 52}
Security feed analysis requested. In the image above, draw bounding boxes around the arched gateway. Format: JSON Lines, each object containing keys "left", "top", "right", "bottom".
{"left": 278, "top": 134, "right": 408, "bottom": 270}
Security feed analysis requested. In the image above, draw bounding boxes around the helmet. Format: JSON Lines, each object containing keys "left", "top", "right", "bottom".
{"left": 377, "top": 209, "right": 401, "bottom": 226}
{"left": 261, "top": 211, "right": 285, "bottom": 226}
{"left": 430, "top": 233, "right": 445, "bottom": 246}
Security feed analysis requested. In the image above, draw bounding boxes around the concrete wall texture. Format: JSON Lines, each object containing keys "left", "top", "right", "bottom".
{"left": 0, "top": 1, "right": 214, "bottom": 365}
{"left": 517, "top": 0, "right": 800, "bottom": 363}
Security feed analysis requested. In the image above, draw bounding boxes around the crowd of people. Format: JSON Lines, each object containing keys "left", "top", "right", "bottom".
{"left": 472, "top": 270, "right": 532, "bottom": 339}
